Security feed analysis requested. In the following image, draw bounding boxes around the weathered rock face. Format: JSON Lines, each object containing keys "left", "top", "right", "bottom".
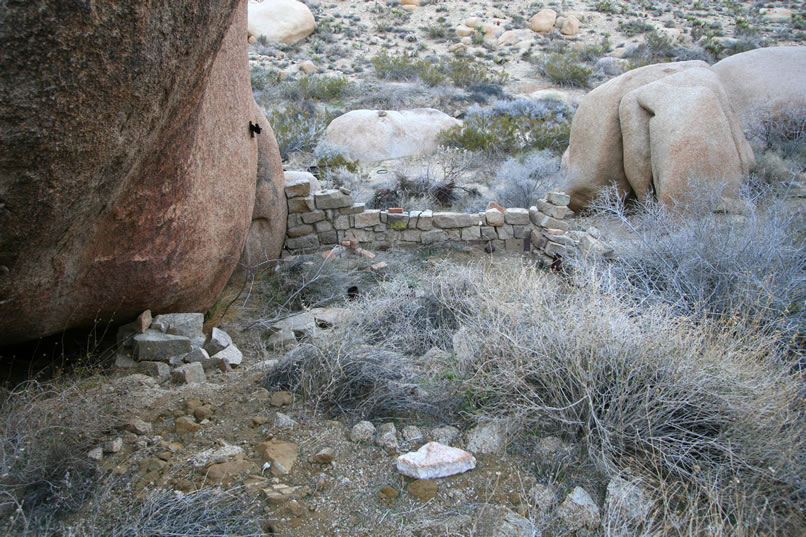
{"left": 712, "top": 46, "right": 806, "bottom": 137}
{"left": 562, "top": 48, "right": 805, "bottom": 211}
{"left": 317, "top": 109, "right": 462, "bottom": 162}
{"left": 559, "top": 60, "right": 710, "bottom": 211}
{"left": 0, "top": 0, "right": 272, "bottom": 344}
{"left": 239, "top": 101, "right": 287, "bottom": 270}
{"left": 619, "top": 67, "right": 754, "bottom": 205}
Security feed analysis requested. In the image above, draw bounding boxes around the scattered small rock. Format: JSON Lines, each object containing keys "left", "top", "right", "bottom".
{"left": 274, "top": 412, "right": 298, "bottom": 429}
{"left": 103, "top": 437, "right": 123, "bottom": 454}
{"left": 556, "top": 486, "right": 601, "bottom": 532}
{"left": 313, "top": 447, "right": 335, "bottom": 464}
{"left": 175, "top": 416, "right": 201, "bottom": 434}
{"left": 172, "top": 362, "right": 206, "bottom": 384}
{"left": 125, "top": 418, "right": 152, "bottom": 436}
{"left": 397, "top": 442, "right": 476, "bottom": 479}
{"left": 88, "top": 447, "right": 103, "bottom": 461}
{"left": 465, "top": 422, "right": 506, "bottom": 454}
{"left": 430, "top": 425, "right": 460, "bottom": 445}
{"left": 204, "top": 326, "right": 233, "bottom": 356}
{"left": 376, "top": 423, "right": 399, "bottom": 452}
{"left": 475, "top": 504, "right": 537, "bottom": 537}
{"left": 402, "top": 425, "right": 424, "bottom": 443}
{"left": 206, "top": 460, "right": 252, "bottom": 484}
{"left": 350, "top": 420, "right": 376, "bottom": 443}
{"left": 258, "top": 439, "right": 298, "bottom": 476}
{"left": 270, "top": 391, "right": 294, "bottom": 407}
{"left": 211, "top": 344, "right": 243, "bottom": 368}
{"left": 190, "top": 444, "right": 244, "bottom": 467}
{"left": 378, "top": 485, "right": 399, "bottom": 503}
{"left": 193, "top": 404, "right": 213, "bottom": 421}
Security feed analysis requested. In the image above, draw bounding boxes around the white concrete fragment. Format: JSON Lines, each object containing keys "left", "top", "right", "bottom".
{"left": 212, "top": 344, "right": 242, "bottom": 367}
{"left": 396, "top": 441, "right": 476, "bottom": 479}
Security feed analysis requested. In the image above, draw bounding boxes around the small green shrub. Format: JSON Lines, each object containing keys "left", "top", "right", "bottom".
{"left": 316, "top": 154, "right": 359, "bottom": 178}
{"left": 250, "top": 65, "right": 280, "bottom": 91}
{"left": 576, "top": 38, "right": 613, "bottom": 62}
{"left": 425, "top": 23, "right": 449, "bottom": 39}
{"left": 439, "top": 98, "right": 573, "bottom": 155}
{"left": 282, "top": 75, "right": 352, "bottom": 101}
{"left": 371, "top": 50, "right": 426, "bottom": 81}
{"left": 617, "top": 19, "right": 656, "bottom": 36}
{"left": 441, "top": 57, "right": 509, "bottom": 88}
{"left": 265, "top": 103, "right": 333, "bottom": 160}
{"left": 417, "top": 62, "right": 448, "bottom": 87}
{"left": 537, "top": 53, "right": 592, "bottom": 88}
{"left": 595, "top": 0, "right": 619, "bottom": 14}
{"left": 371, "top": 52, "right": 507, "bottom": 89}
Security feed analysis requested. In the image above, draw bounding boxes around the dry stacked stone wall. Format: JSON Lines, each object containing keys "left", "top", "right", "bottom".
{"left": 283, "top": 173, "right": 583, "bottom": 264}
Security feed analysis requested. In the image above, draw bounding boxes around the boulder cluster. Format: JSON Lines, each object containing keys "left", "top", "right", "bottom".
{"left": 562, "top": 47, "right": 806, "bottom": 211}
{"left": 115, "top": 311, "right": 242, "bottom": 384}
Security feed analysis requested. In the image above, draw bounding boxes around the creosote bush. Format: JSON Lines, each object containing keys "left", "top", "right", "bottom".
{"left": 438, "top": 262, "right": 806, "bottom": 536}
{"left": 438, "top": 98, "right": 573, "bottom": 155}
{"left": 536, "top": 52, "right": 592, "bottom": 88}
{"left": 263, "top": 102, "right": 333, "bottom": 160}
{"left": 581, "top": 184, "right": 806, "bottom": 352}
{"left": 493, "top": 150, "right": 560, "bottom": 208}
{"left": 279, "top": 74, "right": 353, "bottom": 101}
{"left": 371, "top": 51, "right": 507, "bottom": 88}
{"left": 0, "top": 380, "right": 117, "bottom": 534}
{"left": 69, "top": 484, "right": 265, "bottom": 537}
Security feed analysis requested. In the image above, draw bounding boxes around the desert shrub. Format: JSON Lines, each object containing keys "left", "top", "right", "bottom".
{"left": 0, "top": 380, "right": 116, "bottom": 534}
{"left": 595, "top": 1, "right": 620, "bottom": 14}
{"left": 617, "top": 19, "right": 656, "bottom": 37}
{"left": 629, "top": 30, "right": 678, "bottom": 64}
{"left": 369, "top": 147, "right": 476, "bottom": 209}
{"left": 280, "top": 74, "right": 352, "bottom": 101}
{"left": 417, "top": 62, "right": 448, "bottom": 87}
{"left": 752, "top": 107, "right": 806, "bottom": 163}
{"left": 241, "top": 254, "right": 383, "bottom": 331}
{"left": 582, "top": 185, "right": 806, "bottom": 354}
{"left": 369, "top": 172, "right": 460, "bottom": 209}
{"left": 250, "top": 65, "right": 280, "bottom": 91}
{"left": 265, "top": 342, "right": 455, "bottom": 420}
{"left": 466, "top": 82, "right": 505, "bottom": 103}
{"left": 425, "top": 23, "right": 449, "bottom": 39}
{"left": 536, "top": 53, "right": 592, "bottom": 88}
{"left": 576, "top": 38, "right": 613, "bottom": 62}
{"left": 493, "top": 150, "right": 560, "bottom": 208}
{"left": 264, "top": 102, "right": 332, "bottom": 160}
{"left": 440, "top": 57, "right": 509, "bottom": 88}
{"left": 371, "top": 52, "right": 507, "bottom": 89}
{"left": 438, "top": 98, "right": 573, "bottom": 155}
{"left": 71, "top": 485, "right": 264, "bottom": 537}
{"left": 371, "top": 50, "right": 427, "bottom": 81}
{"left": 263, "top": 267, "right": 478, "bottom": 419}
{"left": 438, "top": 262, "right": 806, "bottom": 536}
{"left": 316, "top": 154, "right": 359, "bottom": 177}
